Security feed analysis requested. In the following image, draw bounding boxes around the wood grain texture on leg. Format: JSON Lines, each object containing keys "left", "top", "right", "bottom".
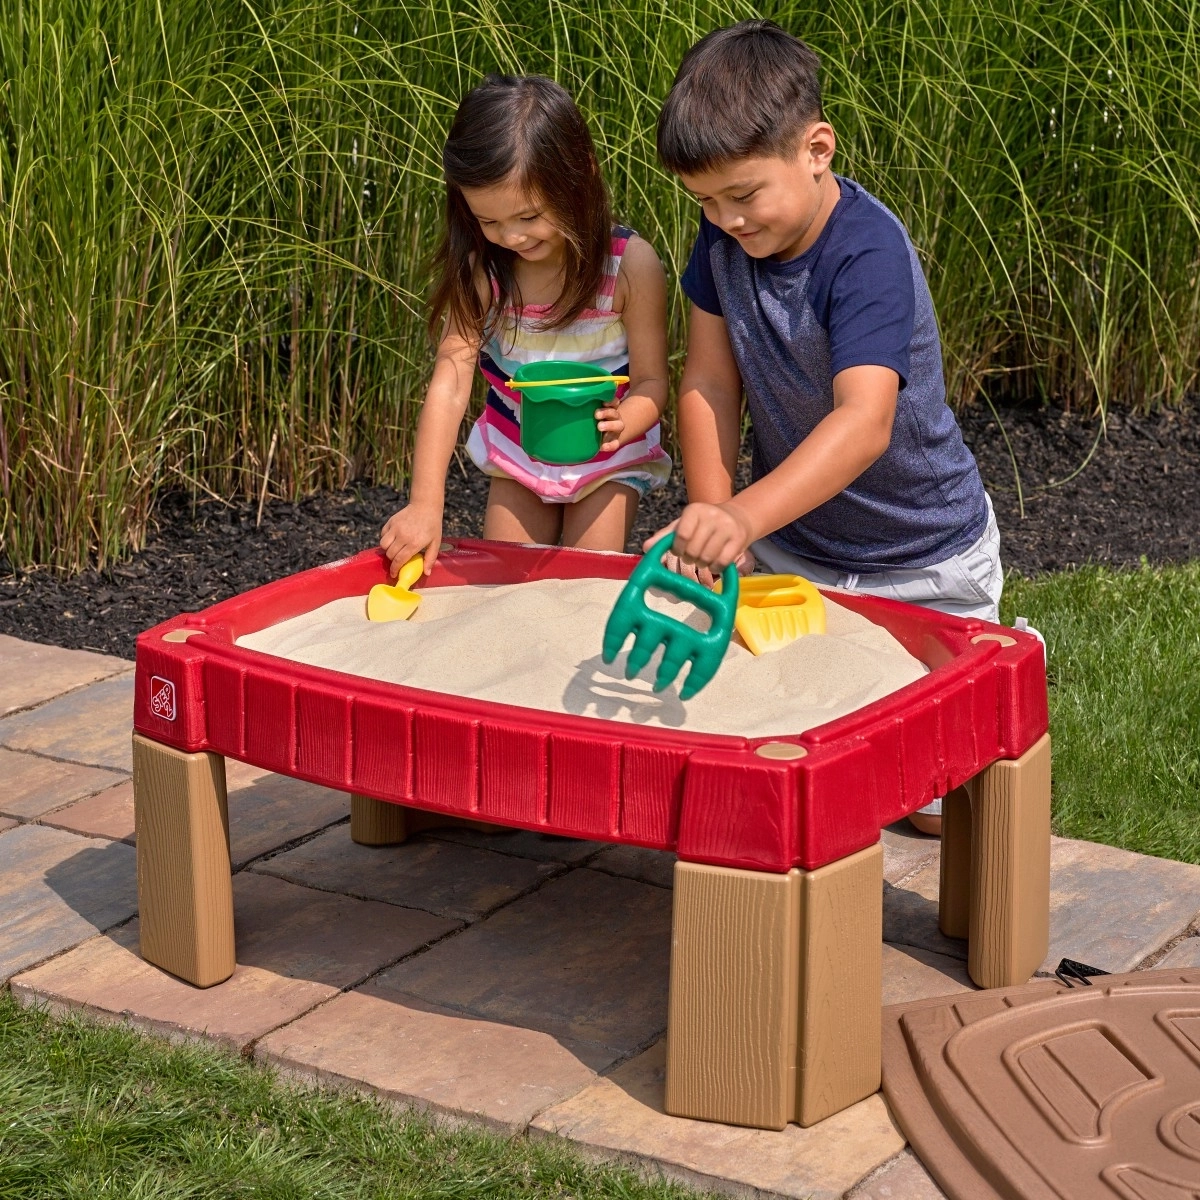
{"left": 795, "top": 843, "right": 883, "bottom": 1126}
{"left": 967, "top": 733, "right": 1052, "bottom": 989}
{"left": 665, "top": 861, "right": 800, "bottom": 1130}
{"left": 350, "top": 792, "right": 409, "bottom": 844}
{"left": 939, "top": 786, "right": 972, "bottom": 939}
{"left": 133, "top": 734, "right": 234, "bottom": 988}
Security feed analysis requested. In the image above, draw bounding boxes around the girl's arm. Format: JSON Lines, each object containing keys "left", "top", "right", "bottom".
{"left": 599, "top": 236, "right": 669, "bottom": 451}
{"left": 380, "top": 320, "right": 479, "bottom": 577}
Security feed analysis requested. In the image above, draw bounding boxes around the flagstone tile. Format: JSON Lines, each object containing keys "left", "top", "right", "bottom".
{"left": 883, "top": 836, "right": 1200, "bottom": 977}
{"left": 0, "top": 674, "right": 134, "bottom": 771}
{"left": 373, "top": 868, "right": 670, "bottom": 1058}
{"left": 35, "top": 760, "right": 350, "bottom": 860}
{"left": 882, "top": 868, "right": 965, "bottom": 962}
{"left": 426, "top": 824, "right": 603, "bottom": 864}
{"left": 0, "top": 817, "right": 15, "bottom": 833}
{"left": 880, "top": 820, "right": 941, "bottom": 885}
{"left": 42, "top": 781, "right": 135, "bottom": 843}
{"left": 252, "top": 824, "right": 560, "bottom": 921}
{"left": 374, "top": 864, "right": 672, "bottom": 1060}
{"left": 10, "top": 923, "right": 331, "bottom": 1053}
{"left": 224, "top": 762, "right": 349, "bottom": 868}
{"left": 0, "top": 634, "right": 130, "bottom": 717}
{"left": 257, "top": 988, "right": 597, "bottom": 1134}
{"left": 587, "top": 844, "right": 676, "bottom": 889}
{"left": 881, "top": 943, "right": 973, "bottom": 1006}
{"left": 0, "top": 823, "right": 138, "bottom": 983}
{"left": 10, "top": 873, "right": 457, "bottom": 1051}
{"left": 530, "top": 1041, "right": 905, "bottom": 1200}
{"left": 1154, "top": 934, "right": 1200, "bottom": 969}
{"left": 846, "top": 1150, "right": 948, "bottom": 1199}
{"left": 232, "top": 872, "right": 459, "bottom": 984}
{"left": 1040, "top": 837, "right": 1200, "bottom": 973}
{"left": 0, "top": 747, "right": 127, "bottom": 819}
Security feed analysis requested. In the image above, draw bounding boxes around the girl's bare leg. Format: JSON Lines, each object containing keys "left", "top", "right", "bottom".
{"left": 483, "top": 476, "right": 562, "bottom": 545}
{"left": 561, "top": 481, "right": 639, "bottom": 552}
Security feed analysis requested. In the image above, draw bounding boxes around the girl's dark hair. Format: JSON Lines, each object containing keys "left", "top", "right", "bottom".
{"left": 428, "top": 75, "right": 612, "bottom": 343}
{"left": 657, "top": 21, "right": 823, "bottom": 175}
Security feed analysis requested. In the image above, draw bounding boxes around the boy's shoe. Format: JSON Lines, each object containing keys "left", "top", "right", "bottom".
{"left": 908, "top": 796, "right": 942, "bottom": 837}
{"left": 1014, "top": 616, "right": 1046, "bottom": 655}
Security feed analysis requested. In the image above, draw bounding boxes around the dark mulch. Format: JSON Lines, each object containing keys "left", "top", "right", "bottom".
{"left": 2, "top": 397, "right": 1198, "bottom": 659}
{"left": 961, "top": 399, "right": 1200, "bottom": 574}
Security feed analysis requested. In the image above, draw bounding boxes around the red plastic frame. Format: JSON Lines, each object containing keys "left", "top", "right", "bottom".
{"left": 133, "top": 539, "right": 1048, "bottom": 873}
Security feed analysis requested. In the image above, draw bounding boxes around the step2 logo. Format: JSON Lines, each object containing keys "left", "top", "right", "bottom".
{"left": 150, "top": 676, "right": 177, "bottom": 722}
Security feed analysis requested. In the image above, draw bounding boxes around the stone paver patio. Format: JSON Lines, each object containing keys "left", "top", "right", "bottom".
{"left": 3, "top": 636, "right": 1199, "bottom": 1199}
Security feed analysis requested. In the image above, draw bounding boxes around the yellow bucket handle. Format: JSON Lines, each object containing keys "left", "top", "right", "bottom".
{"left": 506, "top": 375, "right": 629, "bottom": 389}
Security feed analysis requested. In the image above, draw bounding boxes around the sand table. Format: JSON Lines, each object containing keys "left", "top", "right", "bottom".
{"left": 237, "top": 577, "right": 928, "bottom": 740}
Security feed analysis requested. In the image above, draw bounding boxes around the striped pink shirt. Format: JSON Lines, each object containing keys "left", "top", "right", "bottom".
{"left": 465, "top": 226, "right": 671, "bottom": 502}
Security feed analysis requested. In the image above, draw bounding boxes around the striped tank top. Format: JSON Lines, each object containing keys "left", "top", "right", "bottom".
{"left": 465, "top": 226, "right": 672, "bottom": 502}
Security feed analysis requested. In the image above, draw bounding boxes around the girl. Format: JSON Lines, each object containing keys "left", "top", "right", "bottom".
{"left": 380, "top": 74, "right": 672, "bottom": 577}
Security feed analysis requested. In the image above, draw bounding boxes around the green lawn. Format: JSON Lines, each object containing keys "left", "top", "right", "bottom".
{"left": 0, "top": 994, "right": 708, "bottom": 1200}
{"left": 1002, "top": 561, "right": 1200, "bottom": 865}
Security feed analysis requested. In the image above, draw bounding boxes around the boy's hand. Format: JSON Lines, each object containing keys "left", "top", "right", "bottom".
{"left": 671, "top": 501, "right": 756, "bottom": 572}
{"left": 596, "top": 404, "right": 624, "bottom": 453}
{"left": 380, "top": 503, "right": 443, "bottom": 578}
{"left": 647, "top": 502, "right": 758, "bottom": 583}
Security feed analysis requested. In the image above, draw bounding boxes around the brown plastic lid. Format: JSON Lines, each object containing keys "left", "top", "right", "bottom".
{"left": 882, "top": 968, "right": 1200, "bottom": 1199}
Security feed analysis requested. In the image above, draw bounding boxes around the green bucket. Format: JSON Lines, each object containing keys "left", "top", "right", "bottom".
{"left": 513, "top": 360, "right": 616, "bottom": 465}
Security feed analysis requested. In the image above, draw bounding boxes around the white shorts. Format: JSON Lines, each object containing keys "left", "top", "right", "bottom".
{"left": 751, "top": 495, "right": 1003, "bottom": 624}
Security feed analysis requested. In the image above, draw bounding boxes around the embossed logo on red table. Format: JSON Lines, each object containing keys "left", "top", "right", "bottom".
{"left": 150, "top": 676, "right": 177, "bottom": 722}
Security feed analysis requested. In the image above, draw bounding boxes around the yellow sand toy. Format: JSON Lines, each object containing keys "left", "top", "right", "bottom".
{"left": 728, "top": 573, "right": 826, "bottom": 655}
{"left": 367, "top": 554, "right": 424, "bottom": 623}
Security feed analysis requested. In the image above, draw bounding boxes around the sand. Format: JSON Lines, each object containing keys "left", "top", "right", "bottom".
{"left": 237, "top": 577, "right": 928, "bottom": 740}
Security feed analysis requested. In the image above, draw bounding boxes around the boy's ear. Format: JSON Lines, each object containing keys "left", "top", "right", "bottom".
{"left": 807, "top": 121, "right": 837, "bottom": 175}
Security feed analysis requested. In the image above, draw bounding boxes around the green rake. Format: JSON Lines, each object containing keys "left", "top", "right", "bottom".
{"left": 602, "top": 532, "right": 739, "bottom": 700}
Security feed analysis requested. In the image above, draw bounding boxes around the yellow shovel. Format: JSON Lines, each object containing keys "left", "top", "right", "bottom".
{"left": 367, "top": 554, "right": 425, "bottom": 623}
{"left": 731, "top": 574, "right": 826, "bottom": 655}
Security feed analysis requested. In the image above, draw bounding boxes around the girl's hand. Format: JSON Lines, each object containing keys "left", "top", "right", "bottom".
{"left": 380, "top": 503, "right": 444, "bottom": 578}
{"left": 596, "top": 404, "right": 624, "bottom": 453}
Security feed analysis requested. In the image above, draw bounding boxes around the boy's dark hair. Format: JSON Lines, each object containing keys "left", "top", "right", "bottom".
{"left": 429, "top": 75, "right": 612, "bottom": 343}
{"left": 657, "top": 21, "right": 823, "bottom": 175}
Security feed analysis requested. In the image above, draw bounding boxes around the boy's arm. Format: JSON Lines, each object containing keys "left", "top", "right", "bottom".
{"left": 657, "top": 307, "right": 745, "bottom": 584}
{"left": 660, "top": 364, "right": 898, "bottom": 573}
{"left": 678, "top": 306, "right": 743, "bottom": 503}
{"left": 600, "top": 237, "right": 669, "bottom": 450}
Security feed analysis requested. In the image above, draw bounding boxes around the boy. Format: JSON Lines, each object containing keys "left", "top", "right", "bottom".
{"left": 653, "top": 20, "right": 1002, "bottom": 631}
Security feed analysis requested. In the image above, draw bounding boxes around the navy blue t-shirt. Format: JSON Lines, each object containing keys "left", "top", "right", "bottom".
{"left": 681, "top": 177, "right": 988, "bottom": 572}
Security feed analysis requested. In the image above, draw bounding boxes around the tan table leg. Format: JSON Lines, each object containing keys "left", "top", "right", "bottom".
{"left": 350, "top": 793, "right": 507, "bottom": 845}
{"left": 665, "top": 844, "right": 883, "bottom": 1130}
{"left": 132, "top": 734, "right": 235, "bottom": 988}
{"left": 350, "top": 792, "right": 408, "bottom": 844}
{"left": 939, "top": 786, "right": 973, "bottom": 939}
{"left": 966, "top": 732, "right": 1052, "bottom": 988}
